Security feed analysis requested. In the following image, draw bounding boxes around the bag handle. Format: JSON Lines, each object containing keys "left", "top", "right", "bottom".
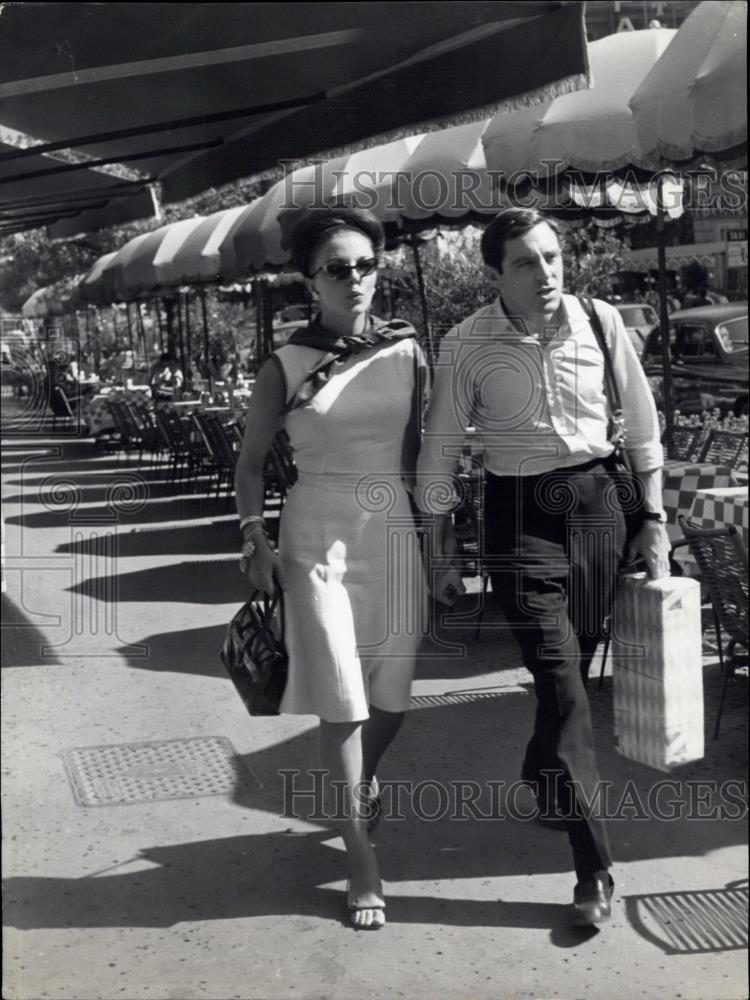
{"left": 581, "top": 296, "right": 627, "bottom": 452}
{"left": 250, "top": 587, "right": 286, "bottom": 636}
{"left": 581, "top": 296, "right": 621, "bottom": 412}
{"left": 283, "top": 351, "right": 339, "bottom": 413}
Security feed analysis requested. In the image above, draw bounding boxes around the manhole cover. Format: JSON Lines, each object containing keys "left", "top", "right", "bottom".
{"left": 62, "top": 736, "right": 260, "bottom": 806}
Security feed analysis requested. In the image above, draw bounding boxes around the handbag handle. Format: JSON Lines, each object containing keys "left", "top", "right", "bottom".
{"left": 250, "top": 587, "right": 286, "bottom": 637}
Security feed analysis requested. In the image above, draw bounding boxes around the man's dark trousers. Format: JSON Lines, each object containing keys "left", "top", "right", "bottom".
{"left": 484, "top": 458, "right": 626, "bottom": 880}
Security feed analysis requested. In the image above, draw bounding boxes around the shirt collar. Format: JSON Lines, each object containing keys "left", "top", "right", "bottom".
{"left": 490, "top": 294, "right": 576, "bottom": 343}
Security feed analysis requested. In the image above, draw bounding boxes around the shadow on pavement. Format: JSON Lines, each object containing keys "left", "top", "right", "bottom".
{"left": 0, "top": 593, "right": 61, "bottom": 667}
{"left": 118, "top": 622, "right": 229, "bottom": 676}
{"left": 5, "top": 495, "right": 234, "bottom": 530}
{"left": 233, "top": 684, "right": 748, "bottom": 866}
{"left": 3, "top": 685, "right": 747, "bottom": 939}
{"left": 68, "top": 558, "right": 247, "bottom": 604}
{"left": 1, "top": 828, "right": 579, "bottom": 939}
{"left": 2, "top": 480, "right": 186, "bottom": 508}
{"left": 59, "top": 520, "right": 240, "bottom": 559}
{"left": 4, "top": 470, "right": 175, "bottom": 489}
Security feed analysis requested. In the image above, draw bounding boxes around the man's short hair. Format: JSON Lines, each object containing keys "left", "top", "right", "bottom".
{"left": 481, "top": 208, "right": 560, "bottom": 274}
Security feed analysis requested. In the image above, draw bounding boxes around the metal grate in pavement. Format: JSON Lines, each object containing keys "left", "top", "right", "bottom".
{"left": 409, "top": 690, "right": 509, "bottom": 709}
{"left": 626, "top": 884, "right": 748, "bottom": 954}
{"left": 62, "top": 735, "right": 260, "bottom": 807}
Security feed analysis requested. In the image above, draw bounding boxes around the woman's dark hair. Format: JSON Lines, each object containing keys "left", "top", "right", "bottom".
{"left": 280, "top": 205, "right": 385, "bottom": 277}
{"left": 481, "top": 208, "right": 560, "bottom": 274}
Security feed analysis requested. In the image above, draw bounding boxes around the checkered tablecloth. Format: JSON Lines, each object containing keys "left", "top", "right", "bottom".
{"left": 689, "top": 487, "right": 749, "bottom": 547}
{"left": 661, "top": 462, "right": 737, "bottom": 532}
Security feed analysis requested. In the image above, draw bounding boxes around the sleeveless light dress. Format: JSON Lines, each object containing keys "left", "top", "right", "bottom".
{"left": 274, "top": 336, "right": 427, "bottom": 722}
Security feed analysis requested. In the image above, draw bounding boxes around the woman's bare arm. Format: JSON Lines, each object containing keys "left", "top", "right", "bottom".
{"left": 235, "top": 358, "right": 285, "bottom": 519}
{"left": 234, "top": 358, "right": 287, "bottom": 592}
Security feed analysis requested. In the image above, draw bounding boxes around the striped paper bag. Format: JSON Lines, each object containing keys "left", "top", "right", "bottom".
{"left": 612, "top": 573, "right": 704, "bottom": 771}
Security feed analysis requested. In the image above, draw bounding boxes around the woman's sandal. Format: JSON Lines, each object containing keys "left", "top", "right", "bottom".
{"left": 346, "top": 880, "right": 386, "bottom": 930}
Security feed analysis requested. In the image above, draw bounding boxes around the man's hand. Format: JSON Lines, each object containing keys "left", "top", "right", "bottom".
{"left": 627, "top": 521, "right": 671, "bottom": 579}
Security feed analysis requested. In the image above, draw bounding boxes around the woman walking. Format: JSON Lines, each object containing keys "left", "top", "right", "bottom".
{"left": 234, "top": 206, "right": 427, "bottom": 928}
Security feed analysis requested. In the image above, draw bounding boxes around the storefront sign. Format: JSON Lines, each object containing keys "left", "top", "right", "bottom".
{"left": 726, "top": 230, "right": 747, "bottom": 268}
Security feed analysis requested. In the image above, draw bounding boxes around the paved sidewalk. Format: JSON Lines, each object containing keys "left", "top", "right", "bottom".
{"left": 2, "top": 412, "right": 748, "bottom": 1000}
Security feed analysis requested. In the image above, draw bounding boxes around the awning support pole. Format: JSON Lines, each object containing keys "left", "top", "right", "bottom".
{"left": 656, "top": 176, "right": 675, "bottom": 457}
{"left": 411, "top": 232, "right": 433, "bottom": 364}
{"left": 199, "top": 285, "right": 211, "bottom": 390}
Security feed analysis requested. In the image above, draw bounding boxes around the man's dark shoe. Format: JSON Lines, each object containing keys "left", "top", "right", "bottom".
{"left": 572, "top": 870, "right": 614, "bottom": 926}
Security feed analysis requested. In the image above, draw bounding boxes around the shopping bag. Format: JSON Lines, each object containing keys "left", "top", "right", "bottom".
{"left": 612, "top": 573, "right": 704, "bottom": 771}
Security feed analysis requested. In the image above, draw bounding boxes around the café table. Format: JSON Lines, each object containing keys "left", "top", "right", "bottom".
{"left": 661, "top": 460, "right": 738, "bottom": 544}
{"left": 688, "top": 486, "right": 748, "bottom": 548}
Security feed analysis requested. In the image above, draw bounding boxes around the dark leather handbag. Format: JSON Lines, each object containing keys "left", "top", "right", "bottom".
{"left": 220, "top": 591, "right": 288, "bottom": 716}
{"left": 581, "top": 297, "right": 646, "bottom": 543}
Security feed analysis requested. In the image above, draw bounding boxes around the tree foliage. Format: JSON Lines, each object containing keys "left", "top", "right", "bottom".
{"left": 0, "top": 177, "right": 266, "bottom": 314}
{"left": 382, "top": 220, "right": 630, "bottom": 345}
{"left": 560, "top": 220, "right": 628, "bottom": 298}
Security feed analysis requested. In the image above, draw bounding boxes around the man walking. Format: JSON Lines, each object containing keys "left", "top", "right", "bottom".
{"left": 416, "top": 208, "right": 671, "bottom": 925}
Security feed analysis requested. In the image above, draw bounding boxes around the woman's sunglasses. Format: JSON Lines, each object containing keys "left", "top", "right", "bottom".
{"left": 311, "top": 257, "right": 378, "bottom": 281}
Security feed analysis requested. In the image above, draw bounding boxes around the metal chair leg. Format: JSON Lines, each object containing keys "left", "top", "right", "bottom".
{"left": 473, "top": 572, "right": 489, "bottom": 641}
{"left": 712, "top": 607, "right": 726, "bottom": 739}
{"left": 714, "top": 638, "right": 735, "bottom": 740}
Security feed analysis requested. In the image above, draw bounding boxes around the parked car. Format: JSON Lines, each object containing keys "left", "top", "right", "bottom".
{"left": 641, "top": 303, "right": 748, "bottom": 416}
{"left": 615, "top": 303, "right": 659, "bottom": 353}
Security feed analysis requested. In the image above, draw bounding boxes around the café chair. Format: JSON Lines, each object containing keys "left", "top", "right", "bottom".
{"left": 263, "top": 430, "right": 297, "bottom": 511}
{"left": 107, "top": 400, "right": 148, "bottom": 465}
{"left": 699, "top": 429, "right": 748, "bottom": 470}
{"left": 49, "top": 385, "right": 83, "bottom": 431}
{"left": 676, "top": 515, "right": 749, "bottom": 738}
{"left": 192, "top": 412, "right": 237, "bottom": 498}
{"left": 154, "top": 408, "right": 202, "bottom": 487}
{"left": 664, "top": 426, "right": 702, "bottom": 462}
{"left": 447, "top": 466, "right": 489, "bottom": 639}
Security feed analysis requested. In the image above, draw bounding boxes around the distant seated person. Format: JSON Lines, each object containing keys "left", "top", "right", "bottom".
{"left": 682, "top": 286, "right": 711, "bottom": 309}
{"left": 149, "top": 352, "right": 184, "bottom": 400}
{"left": 49, "top": 360, "right": 83, "bottom": 400}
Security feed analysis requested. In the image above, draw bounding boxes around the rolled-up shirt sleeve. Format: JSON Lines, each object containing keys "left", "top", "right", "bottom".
{"left": 603, "top": 302, "right": 664, "bottom": 472}
{"left": 415, "top": 328, "right": 472, "bottom": 514}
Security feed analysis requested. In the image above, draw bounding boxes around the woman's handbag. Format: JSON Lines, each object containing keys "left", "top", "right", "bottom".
{"left": 581, "top": 297, "right": 646, "bottom": 542}
{"left": 220, "top": 590, "right": 288, "bottom": 716}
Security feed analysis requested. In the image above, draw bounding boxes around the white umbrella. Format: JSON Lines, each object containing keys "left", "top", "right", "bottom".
{"left": 77, "top": 252, "right": 119, "bottom": 306}
{"left": 630, "top": 0, "right": 747, "bottom": 168}
{"left": 21, "top": 287, "right": 63, "bottom": 319}
{"left": 482, "top": 28, "right": 677, "bottom": 179}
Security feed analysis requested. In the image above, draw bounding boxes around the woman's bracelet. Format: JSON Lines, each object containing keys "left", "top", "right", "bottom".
{"left": 239, "top": 514, "right": 265, "bottom": 534}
